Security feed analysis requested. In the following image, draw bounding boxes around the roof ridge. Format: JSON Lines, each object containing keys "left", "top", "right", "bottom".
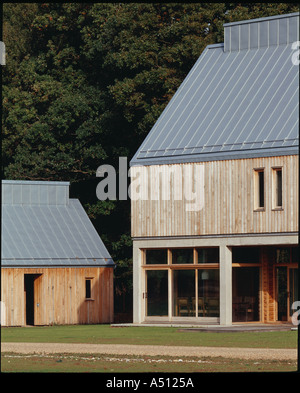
{"left": 223, "top": 12, "right": 299, "bottom": 27}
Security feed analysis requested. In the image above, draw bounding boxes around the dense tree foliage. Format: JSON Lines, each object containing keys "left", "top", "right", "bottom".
{"left": 2, "top": 3, "right": 298, "bottom": 314}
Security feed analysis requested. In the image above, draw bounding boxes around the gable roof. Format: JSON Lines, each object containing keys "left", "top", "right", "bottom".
{"left": 1, "top": 180, "right": 114, "bottom": 267}
{"left": 130, "top": 13, "right": 299, "bottom": 166}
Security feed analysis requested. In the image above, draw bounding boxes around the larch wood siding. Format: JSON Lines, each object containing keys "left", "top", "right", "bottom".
{"left": 1, "top": 267, "right": 114, "bottom": 326}
{"left": 131, "top": 155, "right": 298, "bottom": 238}
{"left": 261, "top": 247, "right": 276, "bottom": 323}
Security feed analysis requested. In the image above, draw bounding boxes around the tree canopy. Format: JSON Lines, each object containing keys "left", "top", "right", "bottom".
{"left": 2, "top": 3, "right": 299, "bottom": 312}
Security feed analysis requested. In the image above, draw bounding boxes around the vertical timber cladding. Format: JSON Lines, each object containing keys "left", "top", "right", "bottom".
{"left": 1, "top": 267, "right": 114, "bottom": 326}
{"left": 131, "top": 155, "right": 299, "bottom": 237}
{"left": 261, "top": 247, "right": 276, "bottom": 323}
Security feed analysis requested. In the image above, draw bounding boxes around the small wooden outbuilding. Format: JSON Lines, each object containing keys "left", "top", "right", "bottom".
{"left": 1, "top": 180, "right": 114, "bottom": 326}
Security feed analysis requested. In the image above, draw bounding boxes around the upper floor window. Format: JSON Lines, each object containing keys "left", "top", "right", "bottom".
{"left": 254, "top": 168, "right": 264, "bottom": 210}
{"left": 272, "top": 167, "right": 282, "bottom": 209}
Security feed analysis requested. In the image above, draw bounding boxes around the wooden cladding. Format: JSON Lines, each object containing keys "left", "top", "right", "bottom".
{"left": 261, "top": 247, "right": 276, "bottom": 323}
{"left": 1, "top": 267, "right": 114, "bottom": 326}
{"left": 131, "top": 155, "right": 298, "bottom": 237}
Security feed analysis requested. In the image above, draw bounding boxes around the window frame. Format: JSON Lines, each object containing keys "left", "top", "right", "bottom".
{"left": 253, "top": 168, "right": 265, "bottom": 211}
{"left": 143, "top": 248, "right": 168, "bottom": 265}
{"left": 272, "top": 167, "right": 283, "bottom": 210}
{"left": 85, "top": 278, "right": 93, "bottom": 300}
{"left": 143, "top": 247, "right": 219, "bottom": 267}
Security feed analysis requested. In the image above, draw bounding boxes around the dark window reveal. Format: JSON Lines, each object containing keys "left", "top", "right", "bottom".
{"left": 85, "top": 279, "right": 92, "bottom": 299}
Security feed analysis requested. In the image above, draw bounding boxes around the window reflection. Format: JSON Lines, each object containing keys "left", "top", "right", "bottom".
{"left": 197, "top": 248, "right": 219, "bottom": 263}
{"left": 232, "top": 267, "right": 259, "bottom": 322}
{"left": 172, "top": 249, "right": 193, "bottom": 264}
{"left": 198, "top": 270, "right": 219, "bottom": 317}
{"left": 146, "top": 270, "right": 168, "bottom": 316}
{"left": 173, "top": 270, "right": 195, "bottom": 316}
{"left": 145, "top": 249, "right": 168, "bottom": 264}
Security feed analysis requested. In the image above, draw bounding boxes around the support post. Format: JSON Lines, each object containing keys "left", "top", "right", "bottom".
{"left": 132, "top": 243, "right": 143, "bottom": 324}
{"left": 220, "top": 245, "right": 232, "bottom": 325}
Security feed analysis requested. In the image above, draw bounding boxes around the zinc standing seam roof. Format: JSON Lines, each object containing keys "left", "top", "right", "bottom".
{"left": 130, "top": 13, "right": 299, "bottom": 166}
{"left": 1, "top": 180, "right": 114, "bottom": 267}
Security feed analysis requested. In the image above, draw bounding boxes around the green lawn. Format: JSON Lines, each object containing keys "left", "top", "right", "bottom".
{"left": 1, "top": 324, "right": 298, "bottom": 349}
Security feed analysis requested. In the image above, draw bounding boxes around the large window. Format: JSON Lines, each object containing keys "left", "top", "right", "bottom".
{"left": 232, "top": 267, "right": 260, "bottom": 322}
{"left": 144, "top": 247, "right": 219, "bottom": 319}
{"left": 232, "top": 247, "right": 260, "bottom": 322}
{"left": 274, "top": 247, "right": 298, "bottom": 322}
{"left": 146, "top": 270, "right": 168, "bottom": 316}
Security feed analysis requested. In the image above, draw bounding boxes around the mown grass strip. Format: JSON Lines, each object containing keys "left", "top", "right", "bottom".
{"left": 1, "top": 324, "right": 297, "bottom": 349}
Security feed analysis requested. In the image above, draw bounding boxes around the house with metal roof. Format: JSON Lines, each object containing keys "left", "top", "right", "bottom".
{"left": 130, "top": 13, "right": 299, "bottom": 326}
{"left": 1, "top": 180, "right": 114, "bottom": 326}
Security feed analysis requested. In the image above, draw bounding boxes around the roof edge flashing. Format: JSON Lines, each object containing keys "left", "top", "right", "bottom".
{"left": 130, "top": 147, "right": 299, "bottom": 167}
{"left": 206, "top": 43, "right": 224, "bottom": 49}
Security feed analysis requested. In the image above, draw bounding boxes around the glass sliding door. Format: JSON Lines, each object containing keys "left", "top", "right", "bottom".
{"left": 172, "top": 269, "right": 219, "bottom": 318}
{"left": 146, "top": 270, "right": 168, "bottom": 316}
{"left": 275, "top": 247, "right": 298, "bottom": 322}
{"left": 173, "top": 270, "right": 195, "bottom": 317}
{"left": 276, "top": 266, "right": 298, "bottom": 321}
{"left": 232, "top": 267, "right": 260, "bottom": 322}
